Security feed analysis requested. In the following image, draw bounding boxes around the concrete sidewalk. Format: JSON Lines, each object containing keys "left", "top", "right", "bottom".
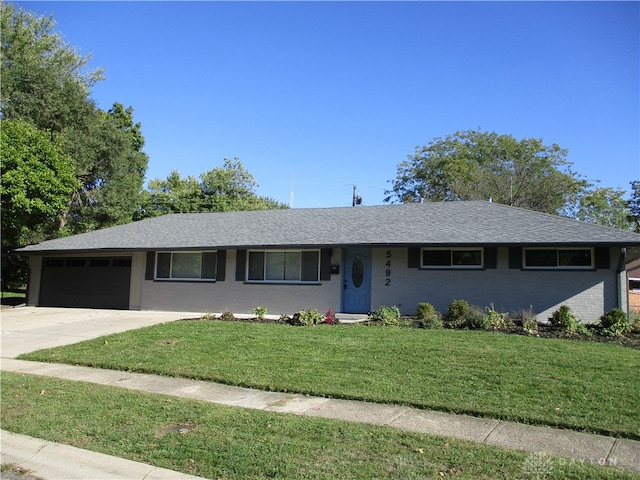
{"left": 2, "top": 358, "right": 639, "bottom": 477}
{"left": 1, "top": 429, "right": 205, "bottom": 480}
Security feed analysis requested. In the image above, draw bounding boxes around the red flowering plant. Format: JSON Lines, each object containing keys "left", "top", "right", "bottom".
{"left": 325, "top": 308, "right": 339, "bottom": 325}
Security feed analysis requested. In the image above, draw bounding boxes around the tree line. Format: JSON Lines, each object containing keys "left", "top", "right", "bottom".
{"left": 384, "top": 129, "right": 639, "bottom": 232}
{"left": 1, "top": 4, "right": 638, "bottom": 287}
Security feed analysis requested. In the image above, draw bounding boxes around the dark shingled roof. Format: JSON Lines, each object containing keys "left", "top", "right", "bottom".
{"left": 16, "top": 201, "right": 640, "bottom": 253}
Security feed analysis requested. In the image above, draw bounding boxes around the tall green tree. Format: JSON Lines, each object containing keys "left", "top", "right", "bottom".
{"left": 572, "top": 186, "right": 632, "bottom": 230}
{"left": 61, "top": 103, "right": 148, "bottom": 233}
{"left": 0, "top": 120, "right": 78, "bottom": 247}
{"left": 1, "top": 4, "right": 148, "bottom": 235}
{"left": 385, "top": 130, "right": 588, "bottom": 215}
{"left": 142, "top": 171, "right": 203, "bottom": 216}
{"left": 0, "top": 3, "right": 102, "bottom": 134}
{"left": 140, "top": 158, "right": 287, "bottom": 217}
{"left": 629, "top": 180, "right": 640, "bottom": 233}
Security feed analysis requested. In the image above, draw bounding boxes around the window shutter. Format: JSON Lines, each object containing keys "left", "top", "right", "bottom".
{"left": 235, "top": 249, "right": 247, "bottom": 281}
{"left": 484, "top": 247, "right": 497, "bottom": 269}
{"left": 320, "top": 248, "right": 332, "bottom": 281}
{"left": 408, "top": 247, "right": 420, "bottom": 268}
{"left": 594, "top": 248, "right": 610, "bottom": 270}
{"left": 145, "top": 252, "right": 155, "bottom": 280}
{"left": 216, "top": 250, "right": 226, "bottom": 281}
{"left": 509, "top": 248, "right": 522, "bottom": 269}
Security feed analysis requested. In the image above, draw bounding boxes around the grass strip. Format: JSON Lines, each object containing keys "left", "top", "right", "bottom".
{"left": 2, "top": 372, "right": 637, "bottom": 480}
{"left": 20, "top": 320, "right": 640, "bottom": 439}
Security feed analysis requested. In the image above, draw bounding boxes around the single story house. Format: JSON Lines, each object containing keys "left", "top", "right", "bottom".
{"left": 16, "top": 201, "right": 640, "bottom": 322}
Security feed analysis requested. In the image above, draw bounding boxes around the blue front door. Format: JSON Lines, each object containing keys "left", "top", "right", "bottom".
{"left": 342, "top": 248, "right": 371, "bottom": 313}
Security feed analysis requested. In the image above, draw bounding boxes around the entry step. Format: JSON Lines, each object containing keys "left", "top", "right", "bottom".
{"left": 335, "top": 313, "right": 369, "bottom": 324}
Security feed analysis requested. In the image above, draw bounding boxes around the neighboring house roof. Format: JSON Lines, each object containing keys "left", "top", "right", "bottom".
{"left": 16, "top": 201, "right": 640, "bottom": 254}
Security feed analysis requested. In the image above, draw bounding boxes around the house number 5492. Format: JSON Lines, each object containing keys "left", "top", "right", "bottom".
{"left": 385, "top": 250, "right": 391, "bottom": 286}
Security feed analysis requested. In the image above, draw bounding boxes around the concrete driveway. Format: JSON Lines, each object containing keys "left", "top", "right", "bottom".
{"left": 1, "top": 307, "right": 201, "bottom": 359}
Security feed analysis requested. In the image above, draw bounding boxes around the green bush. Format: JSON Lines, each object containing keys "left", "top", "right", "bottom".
{"left": 444, "top": 299, "right": 470, "bottom": 327}
{"left": 416, "top": 303, "right": 443, "bottom": 329}
{"left": 550, "top": 305, "right": 589, "bottom": 335}
{"left": 599, "top": 309, "right": 631, "bottom": 337}
{"left": 369, "top": 305, "right": 401, "bottom": 326}
{"left": 465, "top": 306, "right": 490, "bottom": 330}
{"left": 253, "top": 306, "right": 268, "bottom": 320}
{"left": 520, "top": 308, "right": 538, "bottom": 336}
{"left": 289, "top": 309, "right": 324, "bottom": 326}
{"left": 416, "top": 302, "right": 436, "bottom": 319}
{"left": 483, "top": 305, "right": 512, "bottom": 331}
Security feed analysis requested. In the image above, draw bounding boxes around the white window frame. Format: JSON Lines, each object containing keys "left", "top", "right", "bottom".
{"left": 246, "top": 249, "right": 320, "bottom": 284}
{"left": 155, "top": 251, "right": 217, "bottom": 281}
{"left": 420, "top": 247, "right": 484, "bottom": 269}
{"left": 522, "top": 247, "right": 594, "bottom": 270}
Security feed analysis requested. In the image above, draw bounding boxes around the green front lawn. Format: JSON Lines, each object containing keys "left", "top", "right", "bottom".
{"left": 2, "top": 372, "right": 636, "bottom": 480}
{"left": 1, "top": 290, "right": 26, "bottom": 306}
{"left": 20, "top": 320, "right": 640, "bottom": 439}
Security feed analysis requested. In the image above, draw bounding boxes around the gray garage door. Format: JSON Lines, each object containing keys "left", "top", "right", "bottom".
{"left": 39, "top": 257, "right": 132, "bottom": 309}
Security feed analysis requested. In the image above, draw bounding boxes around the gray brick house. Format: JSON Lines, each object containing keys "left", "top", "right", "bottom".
{"left": 16, "top": 201, "right": 640, "bottom": 322}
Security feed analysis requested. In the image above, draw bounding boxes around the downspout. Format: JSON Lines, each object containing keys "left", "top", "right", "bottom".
{"left": 616, "top": 248, "right": 628, "bottom": 318}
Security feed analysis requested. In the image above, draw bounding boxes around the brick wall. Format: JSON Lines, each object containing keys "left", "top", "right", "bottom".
{"left": 630, "top": 292, "right": 640, "bottom": 314}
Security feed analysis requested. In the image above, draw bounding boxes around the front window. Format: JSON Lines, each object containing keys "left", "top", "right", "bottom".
{"left": 247, "top": 250, "right": 319, "bottom": 283}
{"left": 155, "top": 251, "right": 217, "bottom": 280}
{"left": 421, "top": 248, "right": 483, "bottom": 269}
{"left": 524, "top": 248, "right": 593, "bottom": 269}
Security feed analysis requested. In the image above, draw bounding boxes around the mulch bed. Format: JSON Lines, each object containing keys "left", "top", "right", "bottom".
{"left": 193, "top": 313, "right": 640, "bottom": 349}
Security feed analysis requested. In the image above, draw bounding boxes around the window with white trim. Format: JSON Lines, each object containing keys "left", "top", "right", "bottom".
{"left": 523, "top": 248, "right": 593, "bottom": 269}
{"left": 247, "top": 250, "right": 320, "bottom": 283}
{"left": 421, "top": 248, "right": 483, "bottom": 269}
{"left": 155, "top": 251, "right": 217, "bottom": 280}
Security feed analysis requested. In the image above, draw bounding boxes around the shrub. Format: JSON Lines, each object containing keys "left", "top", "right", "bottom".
{"left": 289, "top": 309, "right": 324, "bottom": 326}
{"left": 325, "top": 308, "right": 339, "bottom": 325}
{"left": 219, "top": 311, "right": 235, "bottom": 321}
{"left": 200, "top": 312, "right": 216, "bottom": 321}
{"left": 253, "top": 306, "right": 268, "bottom": 320}
{"left": 550, "top": 305, "right": 589, "bottom": 335}
{"left": 278, "top": 314, "right": 291, "bottom": 323}
{"left": 483, "top": 305, "right": 512, "bottom": 331}
{"left": 444, "top": 299, "right": 470, "bottom": 327}
{"left": 422, "top": 315, "right": 444, "bottom": 329}
{"left": 599, "top": 309, "right": 631, "bottom": 337}
{"left": 416, "top": 303, "right": 443, "bottom": 329}
{"left": 369, "top": 305, "right": 401, "bottom": 326}
{"left": 416, "top": 302, "right": 436, "bottom": 319}
{"left": 520, "top": 307, "right": 538, "bottom": 336}
{"left": 465, "top": 306, "right": 490, "bottom": 330}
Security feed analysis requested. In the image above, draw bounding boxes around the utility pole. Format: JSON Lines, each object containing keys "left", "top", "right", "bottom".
{"left": 352, "top": 185, "right": 362, "bottom": 206}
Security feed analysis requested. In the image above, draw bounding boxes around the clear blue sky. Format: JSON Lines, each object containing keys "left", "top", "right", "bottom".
{"left": 16, "top": 1, "right": 640, "bottom": 208}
